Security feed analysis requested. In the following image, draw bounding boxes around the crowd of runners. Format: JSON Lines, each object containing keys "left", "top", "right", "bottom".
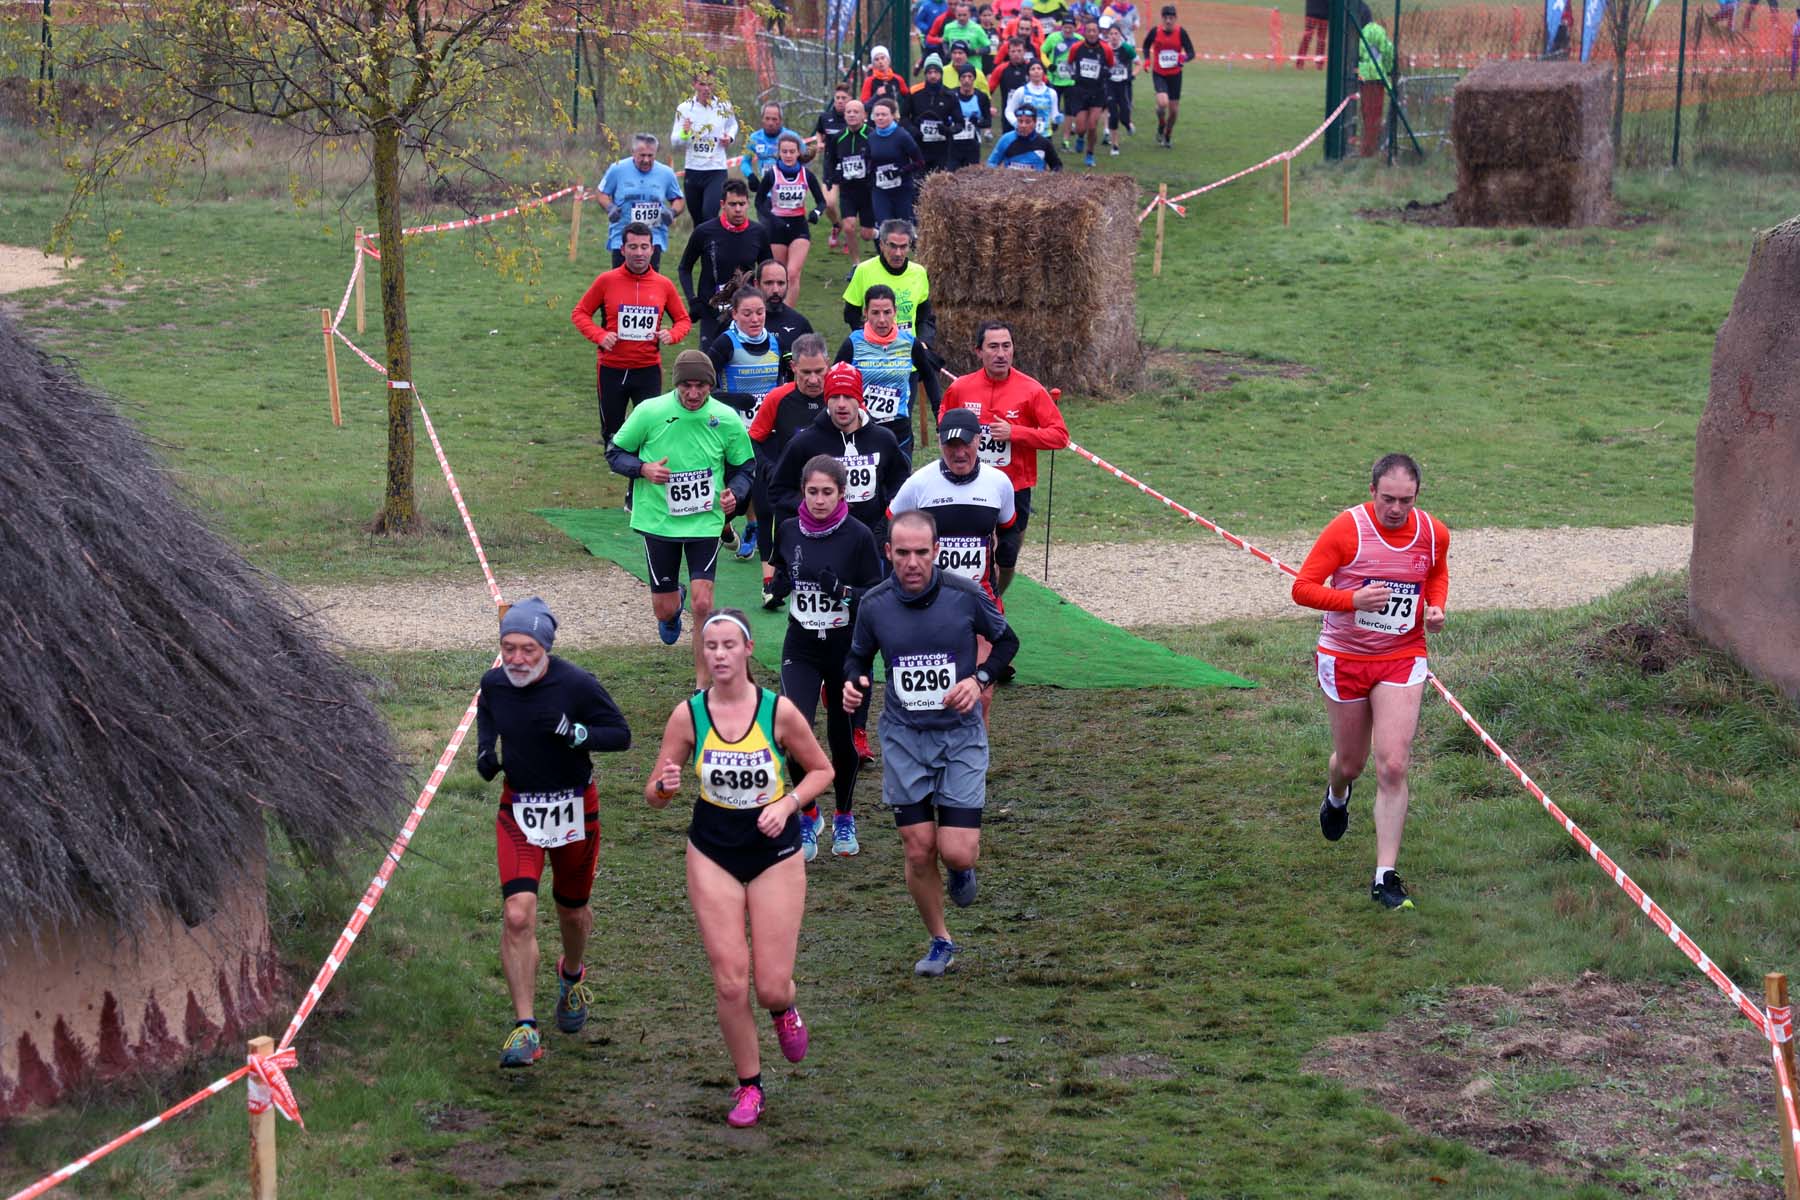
{"left": 494, "top": 46, "right": 1453, "bottom": 1129}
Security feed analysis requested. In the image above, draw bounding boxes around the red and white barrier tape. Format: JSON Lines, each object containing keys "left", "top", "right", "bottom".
{"left": 1141, "top": 95, "right": 1355, "bottom": 223}
{"left": 331, "top": 325, "right": 387, "bottom": 376}
{"left": 1064, "top": 441, "right": 1305, "bottom": 576}
{"left": 1774, "top": 1035, "right": 1800, "bottom": 1165}
{"left": 245, "top": 1045, "right": 303, "bottom": 1127}
{"left": 332, "top": 241, "right": 363, "bottom": 329}
{"left": 275, "top": 680, "right": 490, "bottom": 1051}
{"left": 363, "top": 185, "right": 581, "bottom": 242}
{"left": 1424, "top": 678, "right": 1769, "bottom": 1036}
{"left": 5, "top": 1067, "right": 252, "bottom": 1200}
{"left": 414, "top": 388, "right": 505, "bottom": 609}
{"left": 1062, "top": 439, "right": 1773, "bottom": 1040}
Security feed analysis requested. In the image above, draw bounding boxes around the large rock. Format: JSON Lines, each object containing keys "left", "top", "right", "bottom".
{"left": 1451, "top": 61, "right": 1613, "bottom": 228}
{"left": 1690, "top": 216, "right": 1800, "bottom": 702}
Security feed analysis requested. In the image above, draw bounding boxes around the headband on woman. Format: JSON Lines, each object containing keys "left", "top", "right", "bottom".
{"left": 702, "top": 612, "right": 754, "bottom": 642}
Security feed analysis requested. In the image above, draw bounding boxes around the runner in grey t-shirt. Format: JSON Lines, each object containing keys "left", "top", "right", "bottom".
{"left": 843, "top": 509, "right": 1019, "bottom": 977}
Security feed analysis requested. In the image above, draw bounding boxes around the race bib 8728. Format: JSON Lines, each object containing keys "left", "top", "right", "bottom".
{"left": 863, "top": 383, "right": 903, "bottom": 421}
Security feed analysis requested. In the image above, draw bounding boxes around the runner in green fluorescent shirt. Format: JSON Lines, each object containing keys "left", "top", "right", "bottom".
{"left": 605, "top": 349, "right": 758, "bottom": 687}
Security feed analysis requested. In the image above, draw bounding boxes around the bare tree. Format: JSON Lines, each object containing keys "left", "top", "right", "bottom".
{"left": 44, "top": 0, "right": 710, "bottom": 533}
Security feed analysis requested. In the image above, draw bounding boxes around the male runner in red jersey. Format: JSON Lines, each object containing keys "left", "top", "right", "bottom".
{"left": 1291, "top": 454, "right": 1449, "bottom": 911}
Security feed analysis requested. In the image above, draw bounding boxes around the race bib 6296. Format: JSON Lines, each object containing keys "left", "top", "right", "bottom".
{"left": 892, "top": 652, "right": 955, "bottom": 711}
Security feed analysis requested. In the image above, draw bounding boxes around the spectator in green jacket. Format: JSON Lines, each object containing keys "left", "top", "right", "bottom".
{"left": 1355, "top": 3, "right": 1395, "bottom": 157}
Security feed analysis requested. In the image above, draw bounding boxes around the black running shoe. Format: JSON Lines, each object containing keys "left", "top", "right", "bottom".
{"left": 1319, "top": 781, "right": 1351, "bottom": 842}
{"left": 1371, "top": 870, "right": 1414, "bottom": 910}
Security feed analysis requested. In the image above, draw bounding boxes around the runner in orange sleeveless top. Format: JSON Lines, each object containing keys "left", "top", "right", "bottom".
{"left": 1291, "top": 453, "right": 1449, "bottom": 911}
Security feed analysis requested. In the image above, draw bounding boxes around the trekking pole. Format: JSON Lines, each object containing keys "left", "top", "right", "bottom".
{"left": 1042, "top": 388, "right": 1062, "bottom": 582}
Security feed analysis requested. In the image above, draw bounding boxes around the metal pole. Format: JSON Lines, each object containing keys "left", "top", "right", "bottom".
{"left": 37, "top": 0, "right": 53, "bottom": 109}
{"left": 571, "top": 27, "right": 584, "bottom": 128}
{"left": 1325, "top": 0, "right": 1350, "bottom": 159}
{"left": 1387, "top": 0, "right": 1401, "bottom": 165}
{"left": 1042, "top": 449, "right": 1055, "bottom": 583}
{"left": 1670, "top": 0, "right": 1684, "bottom": 166}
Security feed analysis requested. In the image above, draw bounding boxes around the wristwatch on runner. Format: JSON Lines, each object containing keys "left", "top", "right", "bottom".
{"left": 975, "top": 667, "right": 995, "bottom": 689}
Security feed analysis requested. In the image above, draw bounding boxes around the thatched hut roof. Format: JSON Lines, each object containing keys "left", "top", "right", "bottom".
{"left": 0, "top": 315, "right": 408, "bottom": 947}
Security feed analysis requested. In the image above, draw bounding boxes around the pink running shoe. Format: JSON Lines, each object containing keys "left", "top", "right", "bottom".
{"left": 727, "top": 1083, "right": 765, "bottom": 1127}
{"left": 772, "top": 1006, "right": 809, "bottom": 1063}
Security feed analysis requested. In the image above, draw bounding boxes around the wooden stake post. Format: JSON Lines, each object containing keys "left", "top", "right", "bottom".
{"left": 1282, "top": 158, "right": 1292, "bottom": 226}
{"left": 247, "top": 1036, "right": 277, "bottom": 1200}
{"left": 1770, "top": 973, "right": 1800, "bottom": 1200}
{"left": 1152, "top": 184, "right": 1167, "bottom": 278}
{"left": 568, "top": 192, "right": 584, "bottom": 263}
{"left": 320, "top": 309, "right": 341, "bottom": 427}
{"left": 353, "top": 227, "right": 365, "bottom": 334}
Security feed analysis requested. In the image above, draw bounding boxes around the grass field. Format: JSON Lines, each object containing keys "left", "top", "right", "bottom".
{"left": 2, "top": 53, "right": 1799, "bottom": 1200}
{"left": 3, "top": 581, "right": 1796, "bottom": 1198}
{"left": 1, "top": 67, "right": 1793, "bottom": 585}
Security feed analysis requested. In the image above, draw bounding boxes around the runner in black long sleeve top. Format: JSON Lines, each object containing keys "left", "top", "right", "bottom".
{"left": 766, "top": 462, "right": 885, "bottom": 851}
{"left": 479, "top": 598, "right": 633, "bottom": 1069}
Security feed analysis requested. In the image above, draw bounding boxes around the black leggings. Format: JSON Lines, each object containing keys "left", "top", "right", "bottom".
{"left": 683, "top": 168, "right": 727, "bottom": 229}
{"left": 780, "top": 637, "right": 862, "bottom": 814}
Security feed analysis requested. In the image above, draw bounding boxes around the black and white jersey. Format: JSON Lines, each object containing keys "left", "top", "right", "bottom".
{"left": 887, "top": 461, "right": 1016, "bottom": 595}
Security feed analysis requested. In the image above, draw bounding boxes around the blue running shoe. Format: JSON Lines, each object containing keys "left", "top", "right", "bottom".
{"left": 657, "top": 584, "right": 686, "bottom": 646}
{"left": 499, "top": 1022, "right": 541, "bottom": 1068}
{"left": 736, "top": 521, "right": 759, "bottom": 560}
{"left": 913, "top": 936, "right": 958, "bottom": 977}
{"left": 800, "top": 812, "right": 820, "bottom": 862}
{"left": 832, "top": 813, "right": 860, "bottom": 857}
{"left": 1085, "top": 153, "right": 1096, "bottom": 167}
{"left": 946, "top": 867, "right": 978, "bottom": 908}
{"left": 554, "top": 959, "right": 593, "bottom": 1034}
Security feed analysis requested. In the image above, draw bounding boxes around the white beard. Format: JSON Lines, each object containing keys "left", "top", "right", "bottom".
{"left": 505, "top": 657, "right": 548, "bottom": 688}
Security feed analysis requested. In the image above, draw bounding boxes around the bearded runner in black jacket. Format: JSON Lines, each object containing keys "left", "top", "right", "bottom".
{"left": 477, "top": 598, "right": 632, "bottom": 1069}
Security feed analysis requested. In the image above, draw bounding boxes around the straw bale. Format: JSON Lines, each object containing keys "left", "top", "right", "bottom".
{"left": 1452, "top": 61, "right": 1613, "bottom": 227}
{"left": 0, "top": 314, "right": 410, "bottom": 947}
{"left": 916, "top": 167, "right": 1141, "bottom": 396}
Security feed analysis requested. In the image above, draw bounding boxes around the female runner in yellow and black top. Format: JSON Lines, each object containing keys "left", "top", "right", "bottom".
{"left": 646, "top": 608, "right": 833, "bottom": 1130}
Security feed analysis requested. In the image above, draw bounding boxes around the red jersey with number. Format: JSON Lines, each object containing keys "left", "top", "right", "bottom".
{"left": 939, "top": 368, "right": 1069, "bottom": 491}
{"left": 1292, "top": 504, "right": 1450, "bottom": 661}
{"left": 1147, "top": 25, "right": 1190, "bottom": 75}
{"left": 570, "top": 266, "right": 691, "bottom": 372}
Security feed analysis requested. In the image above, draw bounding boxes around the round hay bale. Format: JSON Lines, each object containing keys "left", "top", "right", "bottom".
{"left": 916, "top": 167, "right": 1142, "bottom": 396}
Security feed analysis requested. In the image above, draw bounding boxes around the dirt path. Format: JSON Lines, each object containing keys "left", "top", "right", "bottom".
{"left": 297, "top": 524, "right": 1692, "bottom": 651}
{"left": 0, "top": 244, "right": 81, "bottom": 294}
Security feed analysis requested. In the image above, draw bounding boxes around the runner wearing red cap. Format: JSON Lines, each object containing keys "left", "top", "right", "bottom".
{"left": 1291, "top": 453, "right": 1450, "bottom": 911}
{"left": 770, "top": 362, "right": 909, "bottom": 778}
